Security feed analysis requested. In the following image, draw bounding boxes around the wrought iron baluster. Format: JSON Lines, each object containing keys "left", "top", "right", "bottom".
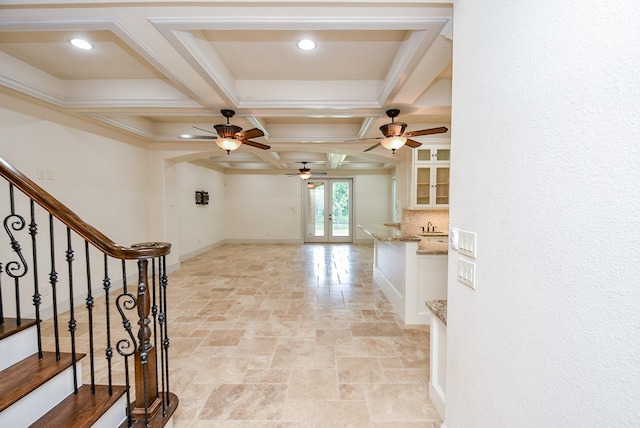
{"left": 49, "top": 214, "right": 60, "bottom": 360}
{"left": 5, "top": 184, "right": 28, "bottom": 325}
{"left": 103, "top": 254, "right": 113, "bottom": 394}
{"left": 115, "top": 291, "right": 137, "bottom": 427}
{"left": 66, "top": 227, "right": 78, "bottom": 393}
{"left": 161, "top": 255, "right": 171, "bottom": 408}
{"left": 122, "top": 259, "right": 127, "bottom": 294}
{"left": 151, "top": 257, "right": 162, "bottom": 413}
{"left": 29, "top": 200, "right": 43, "bottom": 359}
{"left": 85, "top": 241, "right": 95, "bottom": 394}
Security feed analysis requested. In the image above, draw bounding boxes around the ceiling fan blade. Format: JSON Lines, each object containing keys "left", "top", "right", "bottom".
{"left": 242, "top": 140, "right": 271, "bottom": 150}
{"left": 404, "top": 126, "right": 448, "bottom": 137}
{"left": 405, "top": 138, "right": 422, "bottom": 148}
{"left": 344, "top": 137, "right": 382, "bottom": 142}
{"left": 236, "top": 128, "right": 264, "bottom": 140}
{"left": 192, "top": 126, "right": 217, "bottom": 134}
{"left": 180, "top": 135, "right": 216, "bottom": 140}
{"left": 363, "top": 142, "right": 381, "bottom": 152}
{"left": 311, "top": 172, "right": 328, "bottom": 175}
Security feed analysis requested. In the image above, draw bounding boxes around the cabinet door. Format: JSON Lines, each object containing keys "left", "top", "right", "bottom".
{"left": 434, "top": 166, "right": 450, "bottom": 206}
{"left": 412, "top": 144, "right": 450, "bottom": 208}
{"left": 416, "top": 146, "right": 450, "bottom": 163}
{"left": 415, "top": 166, "right": 432, "bottom": 205}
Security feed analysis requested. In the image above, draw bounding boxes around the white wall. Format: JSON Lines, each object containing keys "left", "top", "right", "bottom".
{"left": 354, "top": 174, "right": 392, "bottom": 242}
{"left": 0, "top": 96, "right": 153, "bottom": 317}
{"left": 0, "top": 102, "right": 149, "bottom": 246}
{"left": 176, "top": 161, "right": 226, "bottom": 258}
{"left": 447, "top": 1, "right": 640, "bottom": 427}
{"left": 224, "top": 174, "right": 302, "bottom": 242}
{"left": 222, "top": 173, "right": 393, "bottom": 244}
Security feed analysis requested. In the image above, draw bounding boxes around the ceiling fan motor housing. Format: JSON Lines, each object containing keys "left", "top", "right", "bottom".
{"left": 214, "top": 124, "right": 243, "bottom": 138}
{"left": 380, "top": 122, "right": 407, "bottom": 137}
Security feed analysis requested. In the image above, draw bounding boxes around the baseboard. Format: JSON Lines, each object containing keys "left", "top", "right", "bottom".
{"left": 224, "top": 238, "right": 302, "bottom": 244}
{"left": 373, "top": 267, "right": 404, "bottom": 320}
{"left": 429, "top": 381, "right": 446, "bottom": 420}
{"left": 179, "top": 241, "right": 225, "bottom": 262}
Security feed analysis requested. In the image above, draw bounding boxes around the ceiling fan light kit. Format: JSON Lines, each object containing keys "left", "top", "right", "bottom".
{"left": 286, "top": 161, "right": 327, "bottom": 180}
{"left": 215, "top": 137, "right": 242, "bottom": 152}
{"left": 361, "top": 109, "right": 448, "bottom": 153}
{"left": 178, "top": 109, "right": 270, "bottom": 154}
{"left": 380, "top": 136, "right": 407, "bottom": 153}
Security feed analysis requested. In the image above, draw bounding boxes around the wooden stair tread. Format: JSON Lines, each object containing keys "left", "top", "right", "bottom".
{"left": 0, "top": 351, "right": 85, "bottom": 412}
{"left": 29, "top": 384, "right": 127, "bottom": 428}
{"left": 0, "top": 318, "right": 37, "bottom": 340}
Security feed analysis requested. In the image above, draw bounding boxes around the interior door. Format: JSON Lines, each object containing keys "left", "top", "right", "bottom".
{"left": 303, "top": 178, "right": 353, "bottom": 243}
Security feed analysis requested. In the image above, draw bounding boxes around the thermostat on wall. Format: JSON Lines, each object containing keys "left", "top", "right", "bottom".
{"left": 449, "top": 228, "right": 459, "bottom": 250}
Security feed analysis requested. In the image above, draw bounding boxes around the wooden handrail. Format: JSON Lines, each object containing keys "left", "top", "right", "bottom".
{"left": 0, "top": 157, "right": 170, "bottom": 260}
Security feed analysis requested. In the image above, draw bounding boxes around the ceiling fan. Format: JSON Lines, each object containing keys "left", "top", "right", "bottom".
{"left": 360, "top": 109, "right": 448, "bottom": 154}
{"left": 179, "top": 109, "right": 270, "bottom": 154}
{"left": 287, "top": 162, "right": 327, "bottom": 180}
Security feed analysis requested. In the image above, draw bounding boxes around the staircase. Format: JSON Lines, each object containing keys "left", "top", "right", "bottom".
{"left": 0, "top": 157, "right": 178, "bottom": 427}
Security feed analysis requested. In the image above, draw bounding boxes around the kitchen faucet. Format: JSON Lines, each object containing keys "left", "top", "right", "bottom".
{"left": 421, "top": 222, "right": 436, "bottom": 232}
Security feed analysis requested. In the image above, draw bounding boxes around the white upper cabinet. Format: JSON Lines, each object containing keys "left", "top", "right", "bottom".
{"left": 412, "top": 144, "right": 451, "bottom": 208}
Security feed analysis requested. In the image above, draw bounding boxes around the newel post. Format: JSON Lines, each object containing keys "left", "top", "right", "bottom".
{"left": 132, "top": 258, "right": 161, "bottom": 419}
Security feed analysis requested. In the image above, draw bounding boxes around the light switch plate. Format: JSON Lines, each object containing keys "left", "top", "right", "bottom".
{"left": 457, "top": 258, "right": 476, "bottom": 289}
{"left": 458, "top": 230, "right": 477, "bottom": 259}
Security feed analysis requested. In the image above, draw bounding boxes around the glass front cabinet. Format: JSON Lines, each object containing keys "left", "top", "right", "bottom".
{"left": 412, "top": 145, "right": 450, "bottom": 208}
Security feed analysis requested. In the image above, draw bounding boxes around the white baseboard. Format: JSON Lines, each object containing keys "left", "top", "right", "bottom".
{"left": 429, "top": 381, "right": 446, "bottom": 420}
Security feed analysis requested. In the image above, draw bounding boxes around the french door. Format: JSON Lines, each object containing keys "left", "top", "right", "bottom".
{"left": 303, "top": 178, "right": 353, "bottom": 243}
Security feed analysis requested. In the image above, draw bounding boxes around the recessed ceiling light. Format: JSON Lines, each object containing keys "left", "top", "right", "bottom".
{"left": 70, "top": 38, "right": 93, "bottom": 50}
{"left": 297, "top": 39, "right": 316, "bottom": 51}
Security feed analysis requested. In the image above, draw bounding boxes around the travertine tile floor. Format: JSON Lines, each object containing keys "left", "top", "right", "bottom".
{"left": 164, "top": 243, "right": 442, "bottom": 428}
{"left": 45, "top": 243, "right": 442, "bottom": 427}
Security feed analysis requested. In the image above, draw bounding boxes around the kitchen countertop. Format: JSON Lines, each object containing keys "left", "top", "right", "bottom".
{"left": 426, "top": 300, "right": 447, "bottom": 325}
{"left": 358, "top": 223, "right": 448, "bottom": 255}
{"left": 358, "top": 223, "right": 421, "bottom": 242}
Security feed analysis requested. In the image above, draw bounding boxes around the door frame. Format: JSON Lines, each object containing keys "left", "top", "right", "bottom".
{"left": 302, "top": 177, "right": 354, "bottom": 243}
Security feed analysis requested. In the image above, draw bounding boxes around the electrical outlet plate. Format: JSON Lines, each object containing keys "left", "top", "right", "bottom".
{"left": 458, "top": 230, "right": 477, "bottom": 258}
{"left": 457, "top": 258, "right": 476, "bottom": 289}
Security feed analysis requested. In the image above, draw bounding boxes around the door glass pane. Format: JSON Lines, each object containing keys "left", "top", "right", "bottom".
{"left": 435, "top": 148, "right": 450, "bottom": 161}
{"left": 417, "top": 148, "right": 432, "bottom": 161}
{"left": 331, "top": 181, "right": 350, "bottom": 237}
{"left": 416, "top": 167, "right": 431, "bottom": 205}
{"left": 435, "top": 167, "right": 450, "bottom": 205}
{"left": 306, "top": 182, "right": 325, "bottom": 236}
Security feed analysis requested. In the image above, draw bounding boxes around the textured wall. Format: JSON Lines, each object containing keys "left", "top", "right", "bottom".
{"left": 447, "top": 1, "right": 640, "bottom": 427}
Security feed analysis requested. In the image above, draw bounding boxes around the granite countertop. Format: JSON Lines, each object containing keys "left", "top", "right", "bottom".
{"left": 426, "top": 300, "right": 447, "bottom": 325}
{"left": 358, "top": 223, "right": 421, "bottom": 242}
{"left": 358, "top": 223, "right": 448, "bottom": 255}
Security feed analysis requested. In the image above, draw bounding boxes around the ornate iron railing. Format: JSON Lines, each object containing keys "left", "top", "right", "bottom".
{"left": 0, "top": 157, "right": 177, "bottom": 426}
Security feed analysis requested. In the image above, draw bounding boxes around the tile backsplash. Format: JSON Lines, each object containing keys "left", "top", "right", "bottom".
{"left": 401, "top": 209, "right": 449, "bottom": 235}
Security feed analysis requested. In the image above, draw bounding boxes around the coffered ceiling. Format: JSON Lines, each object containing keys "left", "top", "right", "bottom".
{"left": 0, "top": 1, "right": 453, "bottom": 176}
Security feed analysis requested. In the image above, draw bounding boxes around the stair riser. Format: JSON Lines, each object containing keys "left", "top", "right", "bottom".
{"left": 92, "top": 393, "right": 127, "bottom": 428}
{"left": 0, "top": 326, "right": 37, "bottom": 371}
{"left": 0, "top": 364, "right": 81, "bottom": 427}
